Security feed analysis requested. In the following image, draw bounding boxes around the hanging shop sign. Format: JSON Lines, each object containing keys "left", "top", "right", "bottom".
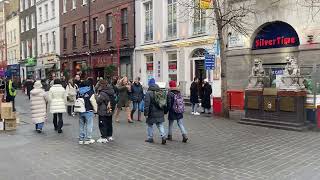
{"left": 26, "top": 58, "right": 36, "bottom": 66}
{"left": 200, "top": 0, "right": 212, "bottom": 9}
{"left": 252, "top": 21, "right": 300, "bottom": 50}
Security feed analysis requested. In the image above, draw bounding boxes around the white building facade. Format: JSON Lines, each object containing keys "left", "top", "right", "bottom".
{"left": 36, "top": 0, "right": 60, "bottom": 79}
{"left": 134, "top": 0, "right": 221, "bottom": 97}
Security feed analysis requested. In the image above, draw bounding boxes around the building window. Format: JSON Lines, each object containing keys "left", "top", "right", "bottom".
{"left": 25, "top": 0, "right": 29, "bottom": 9}
{"left": 21, "top": 41, "right": 25, "bottom": 59}
{"left": 45, "top": 4, "right": 48, "bottom": 21}
{"left": 121, "top": 8, "right": 128, "bottom": 39}
{"left": 93, "top": 17, "right": 98, "bottom": 44}
{"left": 144, "top": 1, "right": 153, "bottom": 42}
{"left": 40, "top": 35, "right": 43, "bottom": 54}
{"left": 82, "top": 0, "right": 87, "bottom": 5}
{"left": 106, "top": 13, "right": 112, "bottom": 41}
{"left": 193, "top": 0, "right": 206, "bottom": 35}
{"left": 21, "top": 19, "right": 25, "bottom": 32}
{"left": 63, "top": 27, "right": 67, "bottom": 49}
{"left": 32, "top": 37, "right": 36, "bottom": 57}
{"left": 20, "top": 0, "right": 24, "bottom": 12}
{"left": 51, "top": 1, "right": 55, "bottom": 18}
{"left": 72, "top": 0, "right": 76, "bottom": 9}
{"left": 145, "top": 54, "right": 154, "bottom": 79}
{"left": 25, "top": 16, "right": 29, "bottom": 31}
{"left": 63, "top": 0, "right": 67, "bottom": 13}
{"left": 168, "top": 52, "right": 178, "bottom": 81}
{"left": 52, "top": 31, "right": 56, "bottom": 52}
{"left": 167, "top": 0, "right": 177, "bottom": 39}
{"left": 31, "top": 0, "right": 34, "bottom": 6}
{"left": 39, "top": 7, "right": 42, "bottom": 23}
{"left": 26, "top": 40, "right": 30, "bottom": 57}
{"left": 72, "top": 24, "right": 77, "bottom": 49}
{"left": 31, "top": 13, "right": 35, "bottom": 29}
{"left": 13, "top": 30, "right": 16, "bottom": 42}
{"left": 82, "top": 20, "right": 88, "bottom": 46}
{"left": 46, "top": 33, "right": 49, "bottom": 53}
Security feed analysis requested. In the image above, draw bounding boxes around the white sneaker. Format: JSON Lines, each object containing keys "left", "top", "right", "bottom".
{"left": 79, "top": 140, "right": 84, "bottom": 145}
{"left": 97, "top": 138, "right": 109, "bottom": 143}
{"left": 191, "top": 112, "right": 194, "bottom": 115}
{"left": 108, "top": 137, "right": 114, "bottom": 142}
{"left": 194, "top": 112, "right": 200, "bottom": 115}
{"left": 84, "top": 139, "right": 95, "bottom": 144}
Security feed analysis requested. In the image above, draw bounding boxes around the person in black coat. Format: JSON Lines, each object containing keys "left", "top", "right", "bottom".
{"left": 130, "top": 77, "right": 144, "bottom": 121}
{"left": 190, "top": 77, "right": 200, "bottom": 115}
{"left": 201, "top": 79, "right": 212, "bottom": 114}
{"left": 24, "top": 77, "right": 34, "bottom": 100}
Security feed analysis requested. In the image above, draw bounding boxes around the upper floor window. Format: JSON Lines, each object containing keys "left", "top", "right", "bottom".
{"left": 144, "top": 1, "right": 153, "bottom": 42}
{"left": 31, "top": 0, "right": 34, "bottom": 7}
{"left": 193, "top": 0, "right": 206, "bottom": 35}
{"left": 167, "top": 0, "right": 177, "bottom": 39}
{"left": 93, "top": 17, "right": 98, "bottom": 44}
{"left": 45, "top": 4, "right": 49, "bottom": 21}
{"left": 82, "top": 0, "right": 87, "bottom": 5}
{"left": 72, "top": 0, "right": 76, "bottom": 9}
{"left": 25, "top": 0, "right": 29, "bottom": 9}
{"left": 40, "top": 35, "right": 43, "bottom": 54}
{"left": 20, "top": 0, "right": 24, "bottom": 12}
{"left": 106, "top": 13, "right": 112, "bottom": 41}
{"left": 63, "top": 0, "right": 67, "bottom": 13}
{"left": 51, "top": 1, "right": 55, "bottom": 18}
{"left": 32, "top": 37, "right": 36, "bottom": 57}
{"left": 31, "top": 13, "right": 35, "bottom": 29}
{"left": 63, "top": 27, "right": 67, "bottom": 49}
{"left": 38, "top": 7, "right": 42, "bottom": 23}
{"left": 121, "top": 8, "right": 128, "bottom": 39}
{"left": 82, "top": 20, "right": 88, "bottom": 46}
{"left": 26, "top": 16, "right": 30, "bottom": 31}
{"left": 46, "top": 33, "right": 49, "bottom": 53}
{"left": 52, "top": 31, "right": 56, "bottom": 52}
{"left": 72, "top": 24, "right": 77, "bottom": 49}
{"left": 21, "top": 19, "right": 25, "bottom": 33}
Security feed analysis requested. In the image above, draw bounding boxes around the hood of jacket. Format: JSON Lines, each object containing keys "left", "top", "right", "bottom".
{"left": 148, "top": 84, "right": 160, "bottom": 91}
{"left": 31, "top": 88, "right": 44, "bottom": 95}
{"left": 100, "top": 84, "right": 115, "bottom": 96}
{"left": 79, "top": 86, "right": 91, "bottom": 95}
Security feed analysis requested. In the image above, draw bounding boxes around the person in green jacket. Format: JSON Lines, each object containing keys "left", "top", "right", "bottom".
{"left": 6, "top": 76, "right": 17, "bottom": 112}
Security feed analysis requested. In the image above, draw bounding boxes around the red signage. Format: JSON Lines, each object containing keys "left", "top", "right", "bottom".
{"left": 255, "top": 37, "right": 296, "bottom": 49}
{"left": 146, "top": 63, "right": 153, "bottom": 71}
{"left": 168, "top": 62, "right": 177, "bottom": 70}
{"left": 92, "top": 55, "right": 113, "bottom": 68}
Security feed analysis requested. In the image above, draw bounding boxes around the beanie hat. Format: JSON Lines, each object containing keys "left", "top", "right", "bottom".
{"left": 148, "top": 78, "right": 155, "bottom": 86}
{"left": 169, "top": 80, "right": 177, "bottom": 88}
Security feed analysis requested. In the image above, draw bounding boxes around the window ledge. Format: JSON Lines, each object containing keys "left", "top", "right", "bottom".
{"left": 106, "top": 41, "right": 112, "bottom": 43}
{"left": 82, "top": 45, "right": 89, "bottom": 48}
{"left": 121, "top": 38, "right": 129, "bottom": 41}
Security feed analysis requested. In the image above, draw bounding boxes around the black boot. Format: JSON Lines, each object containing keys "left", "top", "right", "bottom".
{"left": 182, "top": 134, "right": 188, "bottom": 143}
{"left": 145, "top": 139, "right": 154, "bottom": 143}
{"left": 162, "top": 137, "right": 167, "bottom": 145}
{"left": 167, "top": 135, "right": 172, "bottom": 141}
{"left": 130, "top": 110, "right": 134, "bottom": 120}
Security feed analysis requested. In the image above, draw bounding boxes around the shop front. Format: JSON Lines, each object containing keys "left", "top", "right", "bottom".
{"left": 92, "top": 54, "right": 113, "bottom": 81}
{"left": 37, "top": 55, "right": 60, "bottom": 80}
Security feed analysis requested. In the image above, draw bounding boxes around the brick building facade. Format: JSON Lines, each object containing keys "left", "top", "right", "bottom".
{"left": 60, "top": 0, "right": 135, "bottom": 80}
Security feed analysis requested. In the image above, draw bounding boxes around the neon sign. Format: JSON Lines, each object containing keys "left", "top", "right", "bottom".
{"left": 253, "top": 21, "right": 300, "bottom": 50}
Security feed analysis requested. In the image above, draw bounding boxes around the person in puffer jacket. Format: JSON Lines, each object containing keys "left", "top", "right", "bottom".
{"left": 77, "top": 80, "right": 96, "bottom": 145}
{"left": 95, "top": 80, "right": 115, "bottom": 143}
{"left": 48, "top": 79, "right": 67, "bottom": 133}
{"left": 30, "top": 81, "right": 48, "bottom": 133}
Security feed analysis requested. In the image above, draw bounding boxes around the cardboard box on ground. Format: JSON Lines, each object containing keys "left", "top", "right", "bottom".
{"left": 0, "top": 102, "right": 17, "bottom": 131}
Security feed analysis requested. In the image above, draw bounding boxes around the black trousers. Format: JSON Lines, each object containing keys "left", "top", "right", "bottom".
{"left": 98, "top": 116, "right": 113, "bottom": 138}
{"left": 53, "top": 113, "right": 63, "bottom": 130}
{"left": 67, "top": 106, "right": 74, "bottom": 115}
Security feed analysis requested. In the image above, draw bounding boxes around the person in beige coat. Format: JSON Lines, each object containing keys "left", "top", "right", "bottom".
{"left": 48, "top": 79, "right": 67, "bottom": 133}
{"left": 30, "top": 81, "right": 48, "bottom": 133}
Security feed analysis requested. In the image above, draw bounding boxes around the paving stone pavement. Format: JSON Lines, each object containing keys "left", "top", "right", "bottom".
{"left": 1, "top": 92, "right": 320, "bottom": 180}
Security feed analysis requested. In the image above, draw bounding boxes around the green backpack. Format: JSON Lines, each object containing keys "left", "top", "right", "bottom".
{"left": 153, "top": 90, "right": 167, "bottom": 110}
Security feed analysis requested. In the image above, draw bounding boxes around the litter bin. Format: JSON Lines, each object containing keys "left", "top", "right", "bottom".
{"left": 213, "top": 97, "right": 222, "bottom": 116}
{"left": 317, "top": 105, "right": 320, "bottom": 128}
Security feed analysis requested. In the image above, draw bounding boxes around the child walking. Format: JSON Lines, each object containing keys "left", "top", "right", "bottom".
{"left": 30, "top": 81, "right": 48, "bottom": 133}
{"left": 95, "top": 80, "right": 115, "bottom": 143}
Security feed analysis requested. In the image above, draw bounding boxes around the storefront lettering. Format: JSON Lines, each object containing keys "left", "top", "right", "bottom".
{"left": 255, "top": 37, "right": 296, "bottom": 48}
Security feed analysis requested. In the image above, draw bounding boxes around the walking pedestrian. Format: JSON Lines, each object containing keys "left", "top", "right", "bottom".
{"left": 130, "top": 77, "right": 144, "bottom": 121}
{"left": 30, "top": 81, "right": 48, "bottom": 133}
{"left": 114, "top": 76, "right": 133, "bottom": 123}
{"left": 166, "top": 80, "right": 188, "bottom": 142}
{"left": 144, "top": 78, "right": 167, "bottom": 145}
{"left": 96, "top": 80, "right": 115, "bottom": 143}
{"left": 48, "top": 79, "right": 67, "bottom": 133}
{"left": 74, "top": 74, "right": 81, "bottom": 87}
{"left": 78, "top": 80, "right": 96, "bottom": 145}
{"left": 201, "top": 79, "right": 212, "bottom": 114}
{"left": 66, "top": 79, "right": 78, "bottom": 116}
{"left": 24, "top": 76, "right": 34, "bottom": 100}
{"left": 190, "top": 77, "right": 200, "bottom": 115}
{"left": 5, "top": 76, "right": 17, "bottom": 112}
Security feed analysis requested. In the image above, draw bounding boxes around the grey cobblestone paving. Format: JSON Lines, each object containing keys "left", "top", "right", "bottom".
{"left": 1, "top": 92, "right": 320, "bottom": 179}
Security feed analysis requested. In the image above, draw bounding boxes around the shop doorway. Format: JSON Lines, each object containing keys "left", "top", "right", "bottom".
{"left": 120, "top": 56, "right": 132, "bottom": 80}
{"left": 191, "top": 48, "right": 207, "bottom": 81}
{"left": 195, "top": 60, "right": 206, "bottom": 81}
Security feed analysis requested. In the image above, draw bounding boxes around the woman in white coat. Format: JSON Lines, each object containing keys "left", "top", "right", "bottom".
{"left": 48, "top": 79, "right": 67, "bottom": 133}
{"left": 30, "top": 80, "right": 47, "bottom": 133}
{"left": 66, "top": 79, "right": 78, "bottom": 116}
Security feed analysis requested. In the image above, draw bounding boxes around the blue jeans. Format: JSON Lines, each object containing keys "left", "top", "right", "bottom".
{"left": 192, "top": 103, "right": 198, "bottom": 113}
{"left": 35, "top": 122, "right": 44, "bottom": 130}
{"left": 168, "top": 119, "right": 187, "bottom": 136}
{"left": 79, "top": 111, "right": 94, "bottom": 141}
{"left": 147, "top": 122, "right": 166, "bottom": 139}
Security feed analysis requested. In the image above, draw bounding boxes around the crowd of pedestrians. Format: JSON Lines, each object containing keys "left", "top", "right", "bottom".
{"left": 23, "top": 73, "right": 213, "bottom": 145}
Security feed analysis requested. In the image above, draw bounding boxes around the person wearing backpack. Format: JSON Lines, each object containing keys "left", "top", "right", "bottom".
{"left": 166, "top": 80, "right": 188, "bottom": 143}
{"left": 144, "top": 78, "right": 167, "bottom": 145}
{"left": 77, "top": 80, "right": 96, "bottom": 145}
{"left": 95, "top": 80, "right": 115, "bottom": 143}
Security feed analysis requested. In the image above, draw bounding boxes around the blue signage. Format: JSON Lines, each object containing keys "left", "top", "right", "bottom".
{"left": 205, "top": 53, "right": 215, "bottom": 70}
{"left": 272, "top": 68, "right": 284, "bottom": 75}
{"left": 252, "top": 21, "right": 300, "bottom": 50}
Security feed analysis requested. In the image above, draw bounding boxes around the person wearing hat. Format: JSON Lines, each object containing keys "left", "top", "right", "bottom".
{"left": 95, "top": 80, "right": 116, "bottom": 143}
{"left": 201, "top": 79, "right": 212, "bottom": 114}
{"left": 166, "top": 80, "right": 188, "bottom": 142}
{"left": 30, "top": 80, "right": 48, "bottom": 133}
{"left": 144, "top": 78, "right": 167, "bottom": 144}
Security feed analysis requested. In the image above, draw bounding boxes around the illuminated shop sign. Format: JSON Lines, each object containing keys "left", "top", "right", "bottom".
{"left": 252, "top": 21, "right": 300, "bottom": 50}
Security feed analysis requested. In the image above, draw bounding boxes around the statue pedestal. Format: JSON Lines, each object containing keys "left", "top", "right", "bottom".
{"left": 241, "top": 89, "right": 307, "bottom": 131}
